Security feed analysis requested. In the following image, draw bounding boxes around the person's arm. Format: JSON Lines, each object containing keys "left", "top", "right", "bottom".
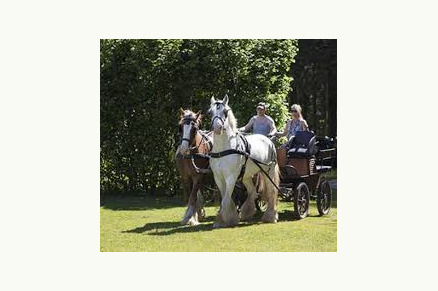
{"left": 238, "top": 117, "right": 254, "bottom": 132}
{"left": 300, "top": 119, "right": 309, "bottom": 131}
{"left": 275, "top": 119, "right": 290, "bottom": 137}
{"left": 267, "top": 117, "right": 277, "bottom": 137}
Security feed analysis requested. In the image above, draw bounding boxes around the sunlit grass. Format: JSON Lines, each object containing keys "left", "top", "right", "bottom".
{"left": 100, "top": 193, "right": 337, "bottom": 252}
{"left": 323, "top": 168, "right": 337, "bottom": 180}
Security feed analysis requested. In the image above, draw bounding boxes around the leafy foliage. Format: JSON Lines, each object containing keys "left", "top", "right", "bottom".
{"left": 100, "top": 39, "right": 298, "bottom": 193}
{"left": 289, "top": 39, "right": 337, "bottom": 137}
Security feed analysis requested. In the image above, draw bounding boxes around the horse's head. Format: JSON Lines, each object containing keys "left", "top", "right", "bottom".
{"left": 209, "top": 94, "right": 232, "bottom": 135}
{"left": 178, "top": 108, "right": 202, "bottom": 155}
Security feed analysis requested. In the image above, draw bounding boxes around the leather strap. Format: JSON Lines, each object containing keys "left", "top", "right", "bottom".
{"left": 210, "top": 149, "right": 248, "bottom": 158}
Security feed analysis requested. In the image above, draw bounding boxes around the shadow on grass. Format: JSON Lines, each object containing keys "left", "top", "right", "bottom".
{"left": 150, "top": 221, "right": 256, "bottom": 236}
{"left": 123, "top": 221, "right": 181, "bottom": 233}
{"left": 123, "top": 215, "right": 260, "bottom": 236}
{"left": 101, "top": 195, "right": 185, "bottom": 211}
{"left": 278, "top": 210, "right": 298, "bottom": 222}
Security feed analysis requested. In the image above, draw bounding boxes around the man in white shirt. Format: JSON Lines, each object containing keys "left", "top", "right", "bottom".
{"left": 239, "top": 102, "right": 277, "bottom": 137}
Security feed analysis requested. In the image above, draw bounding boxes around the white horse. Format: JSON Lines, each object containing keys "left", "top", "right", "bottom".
{"left": 209, "top": 95, "right": 280, "bottom": 228}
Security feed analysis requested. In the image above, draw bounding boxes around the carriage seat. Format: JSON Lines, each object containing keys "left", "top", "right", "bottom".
{"left": 287, "top": 131, "right": 317, "bottom": 158}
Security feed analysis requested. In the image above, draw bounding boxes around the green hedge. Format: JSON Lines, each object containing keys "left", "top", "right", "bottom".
{"left": 100, "top": 39, "right": 298, "bottom": 193}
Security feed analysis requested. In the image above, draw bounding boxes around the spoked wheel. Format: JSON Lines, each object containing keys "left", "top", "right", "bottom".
{"left": 255, "top": 197, "right": 268, "bottom": 212}
{"left": 317, "top": 180, "right": 332, "bottom": 215}
{"left": 294, "top": 182, "right": 310, "bottom": 219}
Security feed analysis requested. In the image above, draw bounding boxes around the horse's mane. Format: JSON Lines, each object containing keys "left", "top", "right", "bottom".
{"left": 225, "top": 107, "right": 238, "bottom": 134}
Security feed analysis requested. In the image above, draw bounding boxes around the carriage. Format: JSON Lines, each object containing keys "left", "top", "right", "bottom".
{"left": 178, "top": 100, "right": 336, "bottom": 227}
{"left": 275, "top": 131, "right": 336, "bottom": 219}
{"left": 233, "top": 131, "right": 336, "bottom": 220}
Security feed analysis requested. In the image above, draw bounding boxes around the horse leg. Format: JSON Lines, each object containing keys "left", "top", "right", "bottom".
{"left": 181, "top": 178, "right": 191, "bottom": 204}
{"left": 196, "top": 188, "right": 205, "bottom": 221}
{"left": 181, "top": 178, "right": 198, "bottom": 225}
{"left": 240, "top": 172, "right": 258, "bottom": 221}
{"left": 193, "top": 175, "right": 205, "bottom": 221}
{"left": 261, "top": 164, "right": 280, "bottom": 223}
{"left": 187, "top": 178, "right": 203, "bottom": 226}
{"left": 213, "top": 174, "right": 226, "bottom": 228}
{"left": 216, "top": 175, "right": 239, "bottom": 228}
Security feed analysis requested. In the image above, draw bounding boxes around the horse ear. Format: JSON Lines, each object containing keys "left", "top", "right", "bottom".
{"left": 210, "top": 96, "right": 215, "bottom": 104}
{"left": 223, "top": 94, "right": 229, "bottom": 106}
{"left": 196, "top": 110, "right": 202, "bottom": 122}
{"left": 179, "top": 108, "right": 184, "bottom": 117}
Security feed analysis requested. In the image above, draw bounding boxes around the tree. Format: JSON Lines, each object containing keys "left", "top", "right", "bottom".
{"left": 289, "top": 39, "right": 337, "bottom": 137}
{"left": 100, "top": 39, "right": 298, "bottom": 194}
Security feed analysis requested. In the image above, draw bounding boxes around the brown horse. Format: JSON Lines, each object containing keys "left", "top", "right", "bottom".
{"left": 176, "top": 108, "right": 213, "bottom": 225}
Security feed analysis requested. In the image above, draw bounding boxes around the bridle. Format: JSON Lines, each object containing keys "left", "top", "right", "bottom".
{"left": 179, "top": 117, "right": 198, "bottom": 145}
{"left": 179, "top": 116, "right": 212, "bottom": 153}
{"left": 177, "top": 116, "right": 213, "bottom": 174}
{"left": 211, "top": 102, "right": 229, "bottom": 130}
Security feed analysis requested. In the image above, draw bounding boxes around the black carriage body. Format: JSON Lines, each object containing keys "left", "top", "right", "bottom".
{"left": 278, "top": 131, "right": 336, "bottom": 218}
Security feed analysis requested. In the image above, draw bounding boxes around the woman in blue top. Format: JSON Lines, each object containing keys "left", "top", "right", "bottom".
{"left": 277, "top": 104, "right": 309, "bottom": 148}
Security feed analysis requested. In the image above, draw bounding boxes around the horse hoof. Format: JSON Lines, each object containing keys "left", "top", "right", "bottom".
{"left": 188, "top": 218, "right": 200, "bottom": 226}
{"left": 261, "top": 212, "right": 278, "bottom": 223}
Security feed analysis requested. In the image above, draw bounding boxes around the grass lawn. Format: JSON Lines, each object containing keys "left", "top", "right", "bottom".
{"left": 100, "top": 189, "right": 337, "bottom": 252}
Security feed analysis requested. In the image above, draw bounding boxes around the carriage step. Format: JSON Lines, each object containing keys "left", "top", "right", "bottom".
{"left": 316, "top": 165, "right": 332, "bottom": 172}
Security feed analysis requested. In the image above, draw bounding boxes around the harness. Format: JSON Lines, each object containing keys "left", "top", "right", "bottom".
{"left": 177, "top": 117, "right": 213, "bottom": 173}
{"left": 178, "top": 104, "right": 284, "bottom": 194}
{"left": 209, "top": 134, "right": 250, "bottom": 158}
{"left": 210, "top": 133, "right": 252, "bottom": 180}
{"left": 210, "top": 131, "right": 284, "bottom": 194}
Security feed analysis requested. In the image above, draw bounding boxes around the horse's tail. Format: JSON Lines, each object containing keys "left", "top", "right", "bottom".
{"left": 271, "top": 163, "right": 280, "bottom": 196}
{"left": 259, "top": 163, "right": 280, "bottom": 201}
{"left": 260, "top": 163, "right": 280, "bottom": 223}
{"left": 259, "top": 162, "right": 280, "bottom": 223}
{"left": 254, "top": 172, "right": 264, "bottom": 193}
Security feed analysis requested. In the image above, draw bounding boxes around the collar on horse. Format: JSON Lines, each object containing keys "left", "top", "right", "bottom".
{"left": 177, "top": 131, "right": 213, "bottom": 159}
{"left": 210, "top": 133, "right": 251, "bottom": 158}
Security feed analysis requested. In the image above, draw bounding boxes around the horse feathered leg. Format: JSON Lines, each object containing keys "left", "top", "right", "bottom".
{"left": 181, "top": 204, "right": 196, "bottom": 225}
{"left": 261, "top": 164, "right": 279, "bottom": 223}
{"left": 214, "top": 175, "right": 239, "bottom": 228}
{"left": 213, "top": 174, "right": 226, "bottom": 228}
{"left": 181, "top": 178, "right": 201, "bottom": 226}
{"left": 195, "top": 189, "right": 205, "bottom": 221}
{"left": 240, "top": 172, "right": 258, "bottom": 221}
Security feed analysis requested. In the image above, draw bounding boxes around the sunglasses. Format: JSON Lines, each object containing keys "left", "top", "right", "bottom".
{"left": 291, "top": 110, "right": 298, "bottom": 113}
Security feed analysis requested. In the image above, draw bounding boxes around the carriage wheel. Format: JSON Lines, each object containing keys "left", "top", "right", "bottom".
{"left": 317, "top": 180, "right": 332, "bottom": 215}
{"left": 255, "top": 197, "right": 268, "bottom": 212}
{"left": 294, "top": 182, "right": 310, "bottom": 219}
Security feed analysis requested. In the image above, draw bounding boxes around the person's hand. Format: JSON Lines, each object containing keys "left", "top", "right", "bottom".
{"left": 268, "top": 134, "right": 277, "bottom": 141}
